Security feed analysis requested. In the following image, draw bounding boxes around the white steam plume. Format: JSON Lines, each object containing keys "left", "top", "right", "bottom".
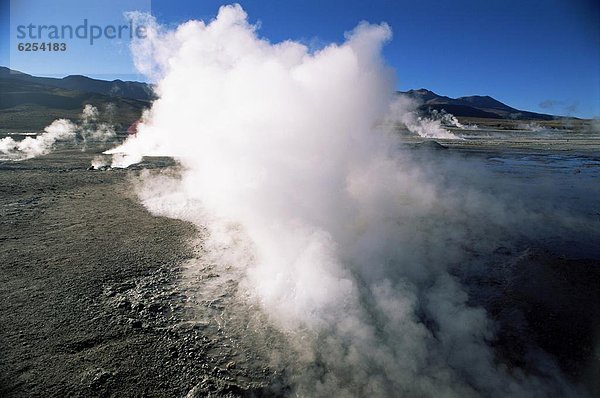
{"left": 108, "top": 5, "right": 579, "bottom": 396}
{"left": 429, "top": 108, "right": 478, "bottom": 130}
{"left": 0, "top": 105, "right": 116, "bottom": 161}
{"left": 388, "top": 95, "right": 462, "bottom": 139}
{"left": 80, "top": 104, "right": 116, "bottom": 143}
{"left": 517, "top": 121, "right": 557, "bottom": 133}
{"left": 0, "top": 119, "right": 77, "bottom": 160}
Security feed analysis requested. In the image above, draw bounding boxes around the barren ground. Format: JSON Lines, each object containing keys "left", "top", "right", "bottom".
{"left": 1, "top": 143, "right": 599, "bottom": 397}
{"left": 0, "top": 149, "right": 282, "bottom": 397}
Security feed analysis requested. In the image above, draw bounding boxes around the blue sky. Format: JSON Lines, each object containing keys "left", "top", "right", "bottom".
{"left": 1, "top": 0, "right": 599, "bottom": 117}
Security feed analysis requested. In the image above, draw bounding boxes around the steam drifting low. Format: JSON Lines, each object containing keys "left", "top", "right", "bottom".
{"left": 0, "top": 119, "right": 77, "bottom": 160}
{"left": 107, "top": 5, "right": 585, "bottom": 396}
{"left": 0, "top": 104, "right": 115, "bottom": 161}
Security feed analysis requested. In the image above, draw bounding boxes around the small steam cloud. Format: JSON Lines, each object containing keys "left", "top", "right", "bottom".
{"left": 517, "top": 121, "right": 549, "bottom": 132}
{"left": 429, "top": 108, "right": 478, "bottom": 130}
{"left": 387, "top": 95, "right": 463, "bottom": 139}
{"left": 107, "top": 5, "right": 587, "bottom": 396}
{"left": 80, "top": 104, "right": 117, "bottom": 143}
{"left": 0, "top": 105, "right": 116, "bottom": 161}
{"left": 0, "top": 119, "right": 77, "bottom": 160}
{"left": 90, "top": 155, "right": 111, "bottom": 170}
{"left": 516, "top": 121, "right": 563, "bottom": 135}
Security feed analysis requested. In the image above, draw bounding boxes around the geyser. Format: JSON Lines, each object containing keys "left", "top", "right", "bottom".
{"left": 108, "top": 4, "right": 582, "bottom": 397}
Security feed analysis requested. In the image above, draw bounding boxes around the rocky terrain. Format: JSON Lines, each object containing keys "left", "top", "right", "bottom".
{"left": 0, "top": 148, "right": 288, "bottom": 397}
{"left": 1, "top": 143, "right": 599, "bottom": 397}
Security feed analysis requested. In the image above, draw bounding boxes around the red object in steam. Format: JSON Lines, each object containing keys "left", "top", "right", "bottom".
{"left": 127, "top": 120, "right": 141, "bottom": 135}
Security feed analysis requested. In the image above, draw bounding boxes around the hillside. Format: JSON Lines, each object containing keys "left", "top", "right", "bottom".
{"left": 0, "top": 67, "right": 565, "bottom": 133}
{"left": 0, "top": 68, "right": 151, "bottom": 132}
{"left": 401, "top": 89, "right": 557, "bottom": 120}
{"left": 0, "top": 67, "right": 153, "bottom": 101}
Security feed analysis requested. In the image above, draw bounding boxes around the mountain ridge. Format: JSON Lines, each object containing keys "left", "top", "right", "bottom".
{"left": 0, "top": 67, "right": 567, "bottom": 131}
{"left": 0, "top": 67, "right": 151, "bottom": 131}
{"left": 0, "top": 67, "right": 154, "bottom": 101}
{"left": 399, "top": 88, "right": 558, "bottom": 120}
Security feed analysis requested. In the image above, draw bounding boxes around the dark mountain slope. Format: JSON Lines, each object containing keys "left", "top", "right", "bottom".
{"left": 401, "top": 89, "right": 556, "bottom": 120}
{"left": 0, "top": 67, "right": 154, "bottom": 101}
{"left": 0, "top": 69, "right": 150, "bottom": 131}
